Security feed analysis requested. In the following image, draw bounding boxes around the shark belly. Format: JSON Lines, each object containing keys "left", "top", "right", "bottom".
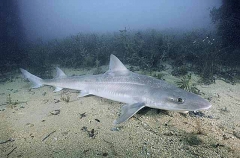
{"left": 44, "top": 78, "right": 142, "bottom": 104}
{"left": 89, "top": 88, "right": 136, "bottom": 104}
{"left": 86, "top": 82, "right": 141, "bottom": 104}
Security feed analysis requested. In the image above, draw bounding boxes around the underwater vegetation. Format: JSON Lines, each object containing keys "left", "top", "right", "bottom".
{"left": 151, "top": 72, "right": 165, "bottom": 80}
{"left": 2, "top": 28, "right": 238, "bottom": 85}
{"left": 6, "top": 94, "right": 26, "bottom": 109}
{"left": 60, "top": 91, "right": 70, "bottom": 103}
{"left": 171, "top": 65, "right": 188, "bottom": 77}
{"left": 176, "top": 74, "right": 200, "bottom": 94}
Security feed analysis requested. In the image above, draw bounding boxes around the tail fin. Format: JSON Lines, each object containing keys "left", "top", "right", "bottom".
{"left": 20, "top": 68, "right": 43, "bottom": 88}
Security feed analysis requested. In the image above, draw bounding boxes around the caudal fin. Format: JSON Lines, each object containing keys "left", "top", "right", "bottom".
{"left": 20, "top": 68, "right": 43, "bottom": 88}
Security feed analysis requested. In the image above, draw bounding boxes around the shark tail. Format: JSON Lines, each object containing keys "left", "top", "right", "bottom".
{"left": 20, "top": 68, "right": 43, "bottom": 88}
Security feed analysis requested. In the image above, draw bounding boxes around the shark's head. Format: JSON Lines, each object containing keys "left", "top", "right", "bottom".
{"left": 152, "top": 88, "right": 211, "bottom": 112}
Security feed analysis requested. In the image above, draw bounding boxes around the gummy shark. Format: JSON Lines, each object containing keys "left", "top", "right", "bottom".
{"left": 20, "top": 54, "right": 211, "bottom": 124}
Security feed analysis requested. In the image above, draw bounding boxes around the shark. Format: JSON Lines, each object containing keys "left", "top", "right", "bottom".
{"left": 20, "top": 54, "right": 211, "bottom": 124}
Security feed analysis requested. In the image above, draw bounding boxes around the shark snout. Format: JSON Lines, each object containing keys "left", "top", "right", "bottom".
{"left": 180, "top": 92, "right": 212, "bottom": 111}
{"left": 194, "top": 97, "right": 212, "bottom": 111}
{"left": 201, "top": 99, "right": 212, "bottom": 110}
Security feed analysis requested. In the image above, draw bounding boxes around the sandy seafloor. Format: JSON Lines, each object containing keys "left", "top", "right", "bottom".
{"left": 0, "top": 66, "right": 240, "bottom": 158}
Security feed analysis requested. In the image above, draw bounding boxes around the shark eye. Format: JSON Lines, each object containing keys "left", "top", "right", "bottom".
{"left": 177, "top": 98, "right": 184, "bottom": 103}
{"left": 169, "top": 97, "right": 184, "bottom": 104}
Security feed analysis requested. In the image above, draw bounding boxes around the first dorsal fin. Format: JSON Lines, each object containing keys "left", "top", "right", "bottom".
{"left": 55, "top": 67, "right": 67, "bottom": 78}
{"left": 109, "top": 54, "right": 128, "bottom": 72}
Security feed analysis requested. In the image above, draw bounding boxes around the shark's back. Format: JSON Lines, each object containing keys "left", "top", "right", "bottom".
{"left": 100, "top": 71, "right": 175, "bottom": 90}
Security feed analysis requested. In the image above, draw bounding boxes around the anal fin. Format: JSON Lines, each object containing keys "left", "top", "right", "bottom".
{"left": 113, "top": 102, "right": 145, "bottom": 125}
{"left": 53, "top": 87, "right": 63, "bottom": 92}
{"left": 179, "top": 111, "right": 189, "bottom": 114}
{"left": 78, "top": 90, "right": 90, "bottom": 98}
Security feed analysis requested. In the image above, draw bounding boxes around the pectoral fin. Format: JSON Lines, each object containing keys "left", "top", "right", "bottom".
{"left": 113, "top": 103, "right": 145, "bottom": 125}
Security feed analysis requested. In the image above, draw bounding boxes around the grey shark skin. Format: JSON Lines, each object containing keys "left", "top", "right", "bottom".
{"left": 20, "top": 54, "right": 211, "bottom": 124}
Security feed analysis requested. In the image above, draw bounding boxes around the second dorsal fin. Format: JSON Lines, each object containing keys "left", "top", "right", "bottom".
{"left": 55, "top": 67, "right": 67, "bottom": 78}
